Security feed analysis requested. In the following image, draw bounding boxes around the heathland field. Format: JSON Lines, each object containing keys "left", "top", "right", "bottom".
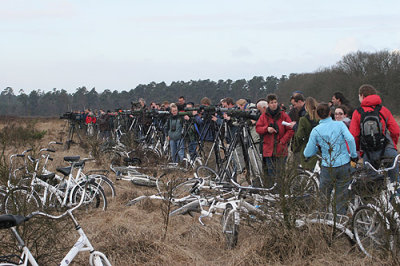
{"left": 0, "top": 116, "right": 399, "bottom": 265}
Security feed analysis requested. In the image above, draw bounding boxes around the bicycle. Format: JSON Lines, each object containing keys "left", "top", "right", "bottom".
{"left": 3, "top": 155, "right": 107, "bottom": 214}
{"left": 0, "top": 184, "right": 112, "bottom": 265}
{"left": 351, "top": 153, "right": 400, "bottom": 258}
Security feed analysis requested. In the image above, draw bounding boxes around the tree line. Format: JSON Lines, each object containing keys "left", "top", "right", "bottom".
{"left": 1, "top": 50, "right": 399, "bottom": 116}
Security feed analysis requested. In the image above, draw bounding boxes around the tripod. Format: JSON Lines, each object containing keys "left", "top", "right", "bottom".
{"left": 65, "top": 120, "right": 83, "bottom": 149}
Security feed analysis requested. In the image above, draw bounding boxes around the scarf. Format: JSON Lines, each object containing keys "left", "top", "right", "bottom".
{"left": 267, "top": 106, "right": 281, "bottom": 118}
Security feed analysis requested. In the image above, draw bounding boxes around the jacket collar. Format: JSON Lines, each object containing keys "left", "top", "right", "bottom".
{"left": 319, "top": 117, "right": 332, "bottom": 124}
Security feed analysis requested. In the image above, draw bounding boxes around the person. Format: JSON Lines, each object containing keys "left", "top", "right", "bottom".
{"left": 165, "top": 103, "right": 185, "bottom": 163}
{"left": 334, "top": 106, "right": 351, "bottom": 128}
{"left": 349, "top": 84, "right": 400, "bottom": 182}
{"left": 288, "top": 92, "right": 305, "bottom": 125}
{"left": 193, "top": 97, "right": 218, "bottom": 142}
{"left": 256, "top": 99, "right": 268, "bottom": 156}
{"left": 288, "top": 94, "right": 306, "bottom": 131}
{"left": 221, "top": 97, "right": 237, "bottom": 144}
{"left": 184, "top": 102, "right": 198, "bottom": 160}
{"left": 193, "top": 97, "right": 220, "bottom": 169}
{"left": 161, "top": 101, "right": 170, "bottom": 111}
{"left": 221, "top": 97, "right": 235, "bottom": 109}
{"left": 292, "top": 97, "right": 319, "bottom": 170}
{"left": 85, "top": 110, "right": 96, "bottom": 136}
{"left": 98, "top": 109, "right": 111, "bottom": 141}
{"left": 332, "top": 92, "right": 353, "bottom": 118}
{"left": 236, "top": 99, "right": 247, "bottom": 110}
{"left": 177, "top": 96, "right": 186, "bottom": 111}
{"left": 256, "top": 99, "right": 268, "bottom": 114}
{"left": 150, "top": 101, "right": 157, "bottom": 110}
{"left": 139, "top": 98, "right": 147, "bottom": 109}
{"left": 256, "top": 94, "right": 294, "bottom": 187}
{"left": 304, "top": 103, "right": 357, "bottom": 215}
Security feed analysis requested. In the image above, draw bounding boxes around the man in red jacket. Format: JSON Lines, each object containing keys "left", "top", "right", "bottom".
{"left": 256, "top": 94, "right": 294, "bottom": 187}
{"left": 349, "top": 84, "right": 400, "bottom": 182}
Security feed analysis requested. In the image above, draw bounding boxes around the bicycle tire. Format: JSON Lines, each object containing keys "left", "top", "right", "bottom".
{"left": 86, "top": 174, "right": 116, "bottom": 199}
{"left": 130, "top": 176, "right": 157, "bottom": 187}
{"left": 126, "top": 195, "right": 148, "bottom": 206}
{"left": 47, "top": 187, "right": 66, "bottom": 211}
{"left": 195, "top": 165, "right": 219, "bottom": 183}
{"left": 352, "top": 205, "right": 392, "bottom": 258}
{"left": 102, "top": 148, "right": 123, "bottom": 166}
{"left": 0, "top": 188, "right": 6, "bottom": 213}
{"left": 71, "top": 181, "right": 107, "bottom": 211}
{"left": 171, "top": 179, "right": 199, "bottom": 197}
{"left": 3, "top": 187, "right": 42, "bottom": 215}
{"left": 141, "top": 147, "right": 162, "bottom": 164}
{"left": 91, "top": 251, "right": 112, "bottom": 266}
{"left": 290, "top": 173, "right": 319, "bottom": 197}
{"left": 222, "top": 204, "right": 239, "bottom": 248}
{"left": 169, "top": 200, "right": 200, "bottom": 217}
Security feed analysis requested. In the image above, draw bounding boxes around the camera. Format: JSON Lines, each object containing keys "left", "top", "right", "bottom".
{"left": 60, "top": 112, "right": 82, "bottom": 121}
{"left": 131, "top": 101, "right": 142, "bottom": 110}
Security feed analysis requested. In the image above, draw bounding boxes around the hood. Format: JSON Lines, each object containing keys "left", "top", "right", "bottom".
{"left": 361, "top": 94, "right": 382, "bottom": 107}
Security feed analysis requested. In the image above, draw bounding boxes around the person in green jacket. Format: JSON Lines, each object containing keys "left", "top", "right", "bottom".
{"left": 292, "top": 97, "right": 319, "bottom": 170}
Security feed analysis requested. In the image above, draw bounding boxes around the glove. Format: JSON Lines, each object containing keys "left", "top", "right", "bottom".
{"left": 351, "top": 157, "right": 358, "bottom": 163}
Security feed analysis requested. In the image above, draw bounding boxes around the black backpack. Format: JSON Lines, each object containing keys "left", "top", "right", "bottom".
{"left": 358, "top": 105, "right": 388, "bottom": 153}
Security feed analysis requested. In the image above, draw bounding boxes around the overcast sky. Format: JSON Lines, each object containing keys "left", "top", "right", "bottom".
{"left": 1, "top": 0, "right": 399, "bottom": 94}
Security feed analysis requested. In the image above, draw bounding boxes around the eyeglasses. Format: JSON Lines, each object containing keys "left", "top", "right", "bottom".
{"left": 335, "top": 112, "right": 344, "bottom": 115}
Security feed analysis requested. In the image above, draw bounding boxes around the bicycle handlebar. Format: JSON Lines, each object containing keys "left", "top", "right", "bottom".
{"left": 81, "top": 158, "right": 95, "bottom": 163}
{"left": 230, "top": 179, "right": 277, "bottom": 192}
{"left": 364, "top": 154, "right": 400, "bottom": 174}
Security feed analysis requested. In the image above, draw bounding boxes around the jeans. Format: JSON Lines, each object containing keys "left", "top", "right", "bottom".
{"left": 362, "top": 147, "right": 399, "bottom": 182}
{"left": 263, "top": 156, "right": 287, "bottom": 188}
{"left": 188, "top": 140, "right": 197, "bottom": 160}
{"left": 320, "top": 163, "right": 352, "bottom": 215}
{"left": 170, "top": 139, "right": 184, "bottom": 163}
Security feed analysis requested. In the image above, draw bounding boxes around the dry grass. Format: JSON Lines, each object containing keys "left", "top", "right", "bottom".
{"left": 1, "top": 117, "right": 399, "bottom": 265}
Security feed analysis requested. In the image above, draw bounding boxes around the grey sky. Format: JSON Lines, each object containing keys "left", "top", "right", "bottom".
{"left": 1, "top": 0, "right": 399, "bottom": 93}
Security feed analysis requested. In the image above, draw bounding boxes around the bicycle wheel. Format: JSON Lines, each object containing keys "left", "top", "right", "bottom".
{"left": 126, "top": 195, "right": 148, "bottom": 206}
{"left": 71, "top": 182, "right": 107, "bottom": 211}
{"left": 171, "top": 179, "right": 201, "bottom": 201}
{"left": 86, "top": 174, "right": 116, "bottom": 199}
{"left": 3, "top": 187, "right": 42, "bottom": 215}
{"left": 0, "top": 187, "right": 6, "bottom": 212}
{"left": 47, "top": 187, "right": 66, "bottom": 211}
{"left": 291, "top": 173, "right": 318, "bottom": 194}
{"left": 141, "top": 147, "right": 161, "bottom": 164}
{"left": 247, "top": 146, "right": 263, "bottom": 187}
{"left": 195, "top": 165, "right": 219, "bottom": 183}
{"left": 91, "top": 251, "right": 112, "bottom": 266}
{"left": 222, "top": 204, "right": 239, "bottom": 248}
{"left": 169, "top": 200, "right": 200, "bottom": 217}
{"left": 352, "top": 205, "right": 392, "bottom": 258}
{"left": 130, "top": 176, "right": 157, "bottom": 187}
{"left": 102, "top": 148, "right": 123, "bottom": 166}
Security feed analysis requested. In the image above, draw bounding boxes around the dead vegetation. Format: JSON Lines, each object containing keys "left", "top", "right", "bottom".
{"left": 1, "top": 117, "right": 399, "bottom": 265}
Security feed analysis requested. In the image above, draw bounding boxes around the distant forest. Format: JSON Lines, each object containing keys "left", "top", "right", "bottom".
{"left": 1, "top": 50, "right": 400, "bottom": 116}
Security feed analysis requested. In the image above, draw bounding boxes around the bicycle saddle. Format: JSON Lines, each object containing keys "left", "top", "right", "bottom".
{"left": 57, "top": 166, "right": 71, "bottom": 176}
{"left": 38, "top": 172, "right": 56, "bottom": 181}
{"left": 0, "top": 214, "right": 27, "bottom": 229}
{"left": 64, "top": 156, "right": 80, "bottom": 162}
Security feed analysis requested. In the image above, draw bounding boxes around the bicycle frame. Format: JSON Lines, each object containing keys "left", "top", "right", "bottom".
{"left": 1, "top": 185, "right": 111, "bottom": 266}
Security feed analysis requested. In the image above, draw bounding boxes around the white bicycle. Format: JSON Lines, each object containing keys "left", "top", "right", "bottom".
{"left": 0, "top": 184, "right": 112, "bottom": 266}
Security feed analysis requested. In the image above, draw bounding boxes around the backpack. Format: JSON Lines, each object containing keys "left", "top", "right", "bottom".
{"left": 358, "top": 105, "right": 388, "bottom": 153}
